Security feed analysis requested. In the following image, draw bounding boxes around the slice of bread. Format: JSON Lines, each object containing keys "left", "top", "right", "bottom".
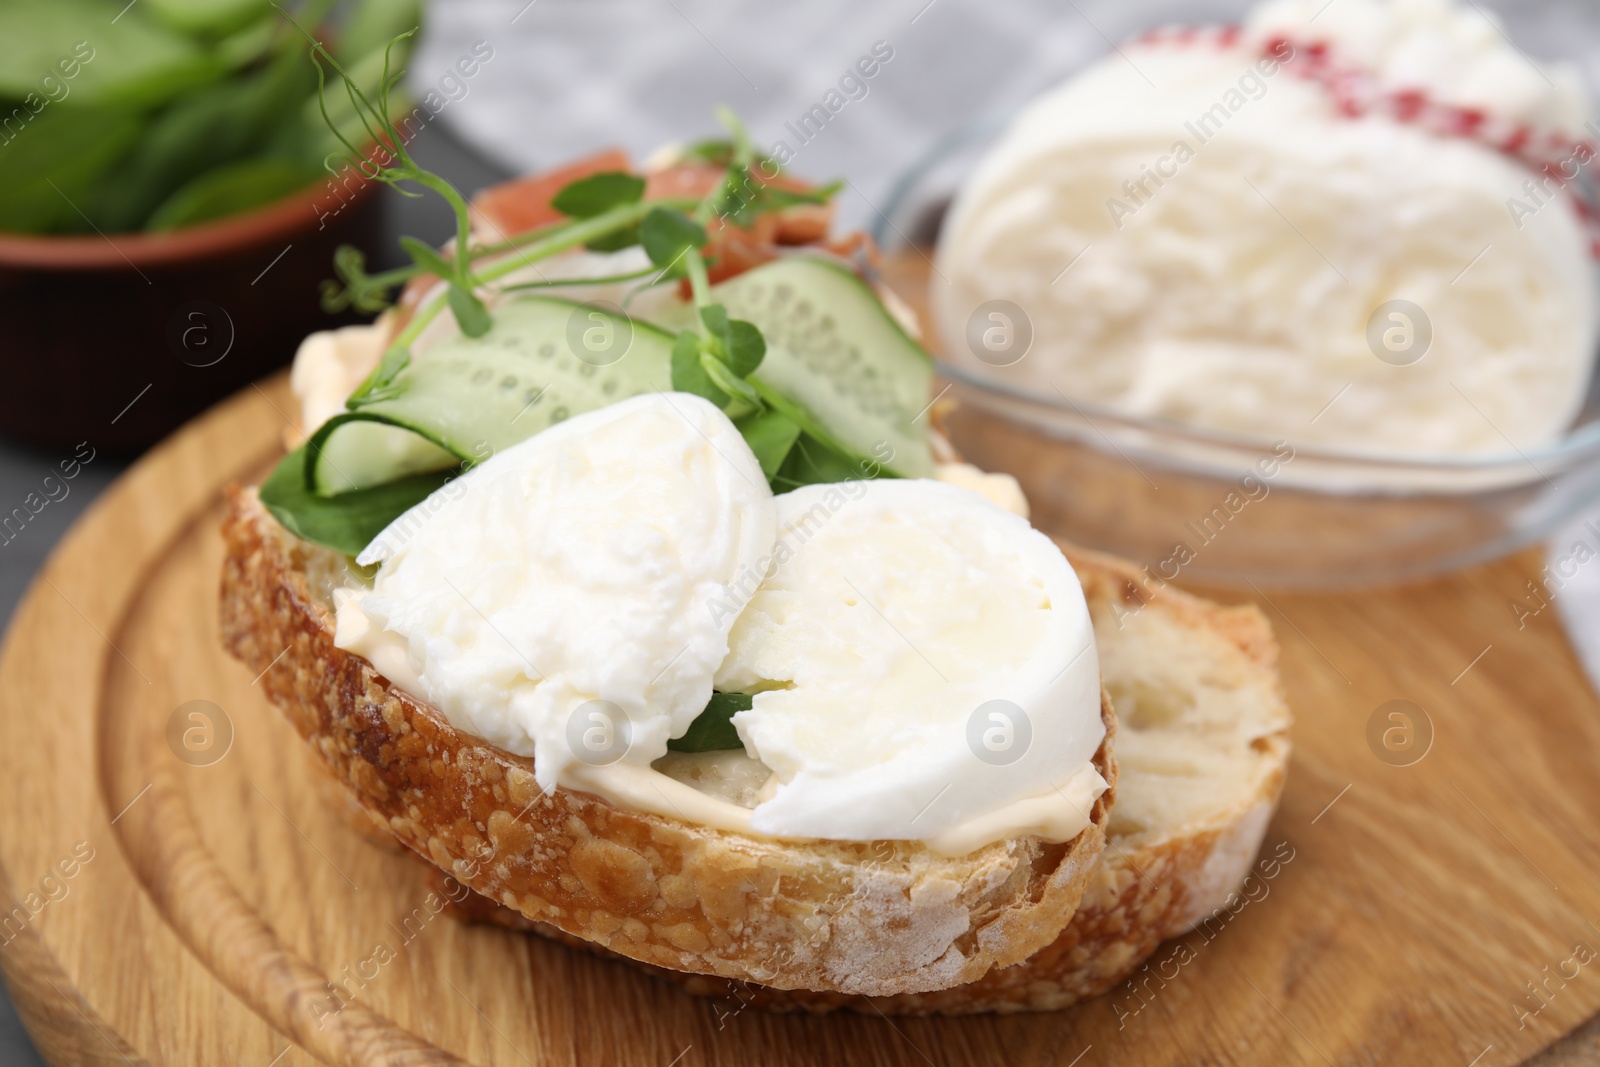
{"left": 850, "top": 547, "right": 1291, "bottom": 1012}
{"left": 437, "top": 546, "right": 1292, "bottom": 1013}
{"left": 219, "top": 488, "right": 1118, "bottom": 997}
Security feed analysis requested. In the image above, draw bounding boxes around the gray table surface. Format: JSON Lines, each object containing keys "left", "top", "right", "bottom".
{"left": 0, "top": 119, "right": 506, "bottom": 1067}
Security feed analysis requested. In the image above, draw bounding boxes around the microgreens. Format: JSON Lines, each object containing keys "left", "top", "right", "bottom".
{"left": 276, "top": 7, "right": 489, "bottom": 341}
{"left": 689, "top": 109, "right": 841, "bottom": 227}
{"left": 279, "top": 16, "right": 842, "bottom": 468}
{"left": 550, "top": 172, "right": 647, "bottom": 216}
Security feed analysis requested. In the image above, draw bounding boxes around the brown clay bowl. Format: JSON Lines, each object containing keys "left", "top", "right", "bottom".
{"left": 0, "top": 177, "right": 383, "bottom": 453}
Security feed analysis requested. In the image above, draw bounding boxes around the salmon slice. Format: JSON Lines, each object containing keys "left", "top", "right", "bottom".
{"left": 394, "top": 149, "right": 848, "bottom": 323}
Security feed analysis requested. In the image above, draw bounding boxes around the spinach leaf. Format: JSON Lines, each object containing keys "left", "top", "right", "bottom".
{"left": 0, "top": 0, "right": 219, "bottom": 109}
{"left": 145, "top": 157, "right": 318, "bottom": 230}
{"left": 0, "top": 105, "right": 141, "bottom": 233}
{"left": 734, "top": 409, "right": 801, "bottom": 480}
{"left": 215, "top": 15, "right": 278, "bottom": 70}
{"left": 667, "top": 693, "right": 753, "bottom": 753}
{"left": 144, "top": 0, "right": 271, "bottom": 39}
{"left": 90, "top": 46, "right": 313, "bottom": 231}
{"left": 259, "top": 444, "right": 458, "bottom": 558}
{"left": 773, "top": 433, "right": 880, "bottom": 491}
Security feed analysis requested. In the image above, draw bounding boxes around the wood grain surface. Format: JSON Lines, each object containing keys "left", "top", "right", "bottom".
{"left": 3, "top": 366, "right": 1600, "bottom": 1065}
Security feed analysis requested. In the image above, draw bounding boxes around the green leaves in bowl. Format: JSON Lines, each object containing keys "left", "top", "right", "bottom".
{"left": 0, "top": 105, "right": 142, "bottom": 232}
{"left": 145, "top": 157, "right": 321, "bottom": 230}
{"left": 144, "top": 0, "right": 274, "bottom": 40}
{"left": 0, "top": 0, "right": 218, "bottom": 109}
{"left": 0, "top": 0, "right": 416, "bottom": 236}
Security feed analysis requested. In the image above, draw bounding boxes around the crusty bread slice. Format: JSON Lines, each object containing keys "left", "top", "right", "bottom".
{"left": 219, "top": 488, "right": 1117, "bottom": 997}
{"left": 436, "top": 546, "right": 1291, "bottom": 1013}
{"left": 846, "top": 547, "right": 1291, "bottom": 1012}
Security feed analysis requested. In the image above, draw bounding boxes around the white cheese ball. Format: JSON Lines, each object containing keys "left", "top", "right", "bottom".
{"left": 346, "top": 392, "right": 776, "bottom": 792}
{"left": 716, "top": 479, "right": 1105, "bottom": 843}
{"left": 936, "top": 6, "right": 1598, "bottom": 456}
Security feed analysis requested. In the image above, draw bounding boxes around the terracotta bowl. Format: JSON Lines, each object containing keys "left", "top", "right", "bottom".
{"left": 0, "top": 177, "right": 384, "bottom": 453}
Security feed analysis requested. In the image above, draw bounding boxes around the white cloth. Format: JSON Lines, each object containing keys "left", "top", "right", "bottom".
{"left": 1550, "top": 509, "right": 1600, "bottom": 693}
{"left": 412, "top": 0, "right": 1600, "bottom": 232}
{"left": 406, "top": 0, "right": 1205, "bottom": 227}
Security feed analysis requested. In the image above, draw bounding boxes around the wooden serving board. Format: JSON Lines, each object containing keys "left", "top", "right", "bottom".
{"left": 4, "top": 371, "right": 1600, "bottom": 1067}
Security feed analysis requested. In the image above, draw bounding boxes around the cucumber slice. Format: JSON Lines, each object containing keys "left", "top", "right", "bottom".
{"left": 311, "top": 421, "right": 459, "bottom": 496}
{"left": 259, "top": 445, "right": 457, "bottom": 558}
{"left": 309, "top": 295, "right": 674, "bottom": 494}
{"left": 662, "top": 256, "right": 936, "bottom": 478}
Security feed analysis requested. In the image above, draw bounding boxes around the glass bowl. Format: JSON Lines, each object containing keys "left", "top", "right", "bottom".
{"left": 870, "top": 88, "right": 1600, "bottom": 590}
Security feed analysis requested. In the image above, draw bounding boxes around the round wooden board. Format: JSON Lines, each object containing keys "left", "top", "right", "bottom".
{"left": 4, "top": 373, "right": 1600, "bottom": 1067}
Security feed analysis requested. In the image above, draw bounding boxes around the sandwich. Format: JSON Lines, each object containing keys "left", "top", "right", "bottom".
{"left": 219, "top": 32, "right": 1289, "bottom": 1008}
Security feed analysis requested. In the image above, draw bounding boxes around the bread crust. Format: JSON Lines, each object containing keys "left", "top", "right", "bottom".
{"left": 451, "top": 545, "right": 1291, "bottom": 1013}
{"left": 219, "top": 489, "right": 1117, "bottom": 996}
